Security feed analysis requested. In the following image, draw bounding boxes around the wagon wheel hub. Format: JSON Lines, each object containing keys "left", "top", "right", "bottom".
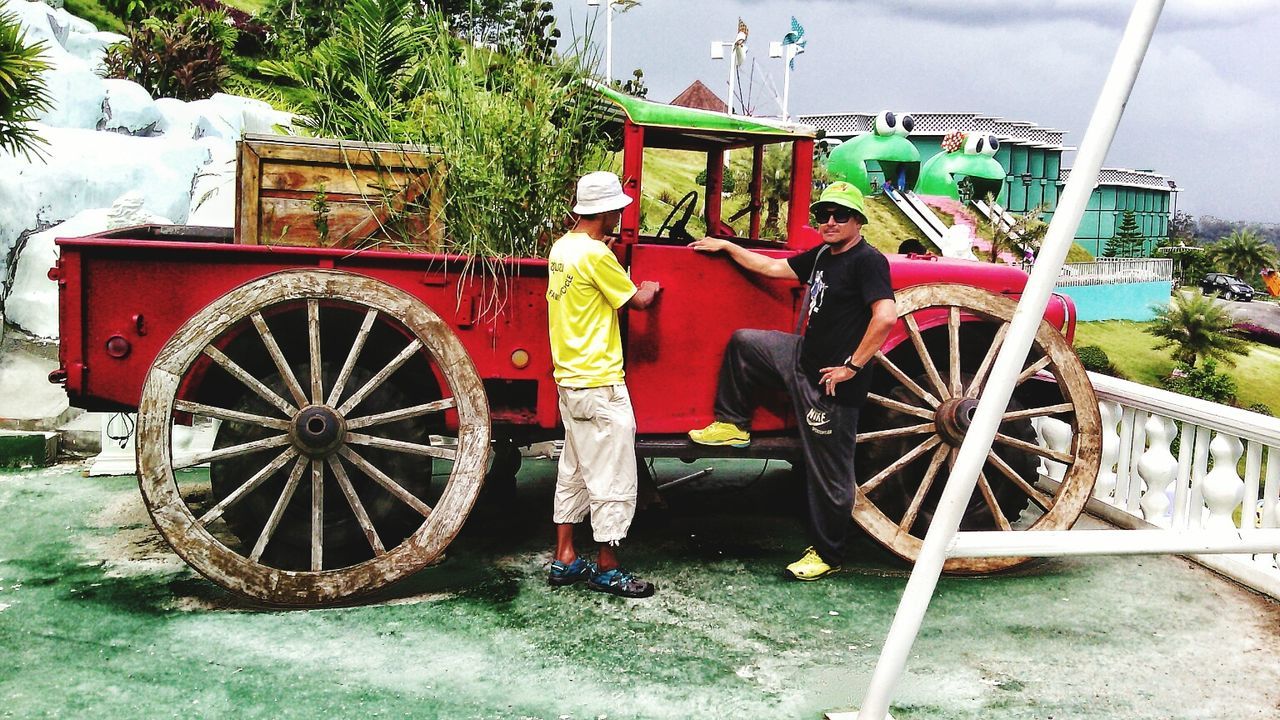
{"left": 934, "top": 396, "right": 979, "bottom": 447}
{"left": 291, "top": 405, "right": 347, "bottom": 457}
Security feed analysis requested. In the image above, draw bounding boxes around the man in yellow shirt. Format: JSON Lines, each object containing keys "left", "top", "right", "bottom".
{"left": 546, "top": 171, "right": 660, "bottom": 598}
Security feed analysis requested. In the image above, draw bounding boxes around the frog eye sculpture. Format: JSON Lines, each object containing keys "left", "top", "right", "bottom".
{"left": 965, "top": 133, "right": 1000, "bottom": 156}
{"left": 874, "top": 111, "right": 915, "bottom": 137}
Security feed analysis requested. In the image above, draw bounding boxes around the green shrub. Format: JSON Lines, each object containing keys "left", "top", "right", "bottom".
{"left": 102, "top": 0, "right": 184, "bottom": 24}
{"left": 1248, "top": 402, "right": 1274, "bottom": 417}
{"left": 0, "top": 10, "right": 53, "bottom": 160}
{"left": 100, "top": 9, "right": 235, "bottom": 102}
{"left": 1075, "top": 344, "right": 1112, "bottom": 373}
{"left": 1160, "top": 359, "right": 1237, "bottom": 405}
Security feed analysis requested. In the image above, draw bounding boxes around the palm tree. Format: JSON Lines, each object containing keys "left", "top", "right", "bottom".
{"left": 1145, "top": 290, "right": 1250, "bottom": 367}
{"left": 732, "top": 143, "right": 793, "bottom": 239}
{"left": 1206, "top": 228, "right": 1279, "bottom": 282}
{"left": 0, "top": 10, "right": 52, "bottom": 160}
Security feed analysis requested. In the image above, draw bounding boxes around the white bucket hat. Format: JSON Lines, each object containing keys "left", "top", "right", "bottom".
{"left": 573, "top": 171, "right": 634, "bottom": 215}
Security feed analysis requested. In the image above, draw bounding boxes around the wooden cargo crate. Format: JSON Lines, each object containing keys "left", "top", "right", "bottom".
{"left": 236, "top": 134, "right": 445, "bottom": 250}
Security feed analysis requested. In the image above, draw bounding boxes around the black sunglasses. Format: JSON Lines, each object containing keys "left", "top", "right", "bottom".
{"left": 812, "top": 207, "right": 856, "bottom": 224}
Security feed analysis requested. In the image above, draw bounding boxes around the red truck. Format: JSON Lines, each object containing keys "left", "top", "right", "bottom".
{"left": 51, "top": 85, "right": 1099, "bottom": 606}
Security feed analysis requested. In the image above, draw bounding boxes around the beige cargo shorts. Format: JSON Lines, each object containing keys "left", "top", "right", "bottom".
{"left": 553, "top": 384, "right": 638, "bottom": 544}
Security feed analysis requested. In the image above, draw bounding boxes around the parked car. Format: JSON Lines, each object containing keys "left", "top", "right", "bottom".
{"left": 1200, "top": 272, "right": 1255, "bottom": 302}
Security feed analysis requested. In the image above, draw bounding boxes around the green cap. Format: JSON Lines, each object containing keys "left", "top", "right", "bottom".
{"left": 810, "top": 181, "right": 869, "bottom": 224}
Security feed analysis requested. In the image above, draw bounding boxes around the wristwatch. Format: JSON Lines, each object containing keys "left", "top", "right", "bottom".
{"left": 843, "top": 356, "right": 862, "bottom": 372}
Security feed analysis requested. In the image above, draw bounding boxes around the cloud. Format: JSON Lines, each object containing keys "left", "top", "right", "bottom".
{"left": 738, "top": 0, "right": 1279, "bottom": 31}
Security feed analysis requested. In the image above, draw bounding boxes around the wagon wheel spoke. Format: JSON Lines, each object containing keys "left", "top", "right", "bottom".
{"left": 964, "top": 321, "right": 1010, "bottom": 399}
{"left": 859, "top": 422, "right": 936, "bottom": 442}
{"left": 199, "top": 446, "right": 300, "bottom": 524}
{"left": 176, "top": 433, "right": 292, "bottom": 470}
{"left": 986, "top": 449, "right": 1054, "bottom": 512}
{"left": 1002, "top": 403, "right": 1075, "bottom": 423}
{"left": 865, "top": 393, "right": 935, "bottom": 421}
{"left": 862, "top": 434, "right": 943, "bottom": 494}
{"left": 337, "top": 339, "right": 425, "bottom": 415}
{"left": 327, "top": 455, "right": 386, "bottom": 556}
{"left": 975, "top": 469, "right": 1012, "bottom": 531}
{"left": 948, "top": 307, "right": 962, "bottom": 397}
{"left": 326, "top": 309, "right": 378, "bottom": 407}
{"left": 904, "top": 314, "right": 949, "bottom": 400}
{"left": 310, "top": 459, "right": 323, "bottom": 571}
{"left": 308, "top": 300, "right": 324, "bottom": 405}
{"left": 174, "top": 399, "right": 291, "bottom": 431}
{"left": 250, "top": 312, "right": 308, "bottom": 408}
{"left": 994, "top": 432, "right": 1074, "bottom": 465}
{"left": 203, "top": 345, "right": 296, "bottom": 417}
{"left": 250, "top": 455, "right": 309, "bottom": 562}
{"left": 1016, "top": 355, "right": 1054, "bottom": 385}
{"left": 346, "top": 398, "right": 457, "bottom": 430}
{"left": 337, "top": 446, "right": 434, "bottom": 518}
{"left": 899, "top": 444, "right": 950, "bottom": 533}
{"left": 345, "top": 432, "right": 457, "bottom": 461}
{"left": 873, "top": 351, "right": 941, "bottom": 409}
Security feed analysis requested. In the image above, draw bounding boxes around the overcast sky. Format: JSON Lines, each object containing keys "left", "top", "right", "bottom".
{"left": 551, "top": 0, "right": 1280, "bottom": 224}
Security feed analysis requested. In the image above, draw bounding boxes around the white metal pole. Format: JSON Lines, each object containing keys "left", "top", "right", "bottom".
{"left": 853, "top": 2, "right": 1166, "bottom": 718}
{"left": 605, "top": 2, "right": 613, "bottom": 84}
{"left": 727, "top": 51, "right": 737, "bottom": 115}
{"left": 948, "top": 529, "right": 1280, "bottom": 558}
{"left": 782, "top": 51, "right": 792, "bottom": 122}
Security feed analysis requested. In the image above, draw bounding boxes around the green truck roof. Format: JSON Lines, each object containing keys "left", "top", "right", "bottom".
{"left": 589, "top": 81, "right": 817, "bottom": 147}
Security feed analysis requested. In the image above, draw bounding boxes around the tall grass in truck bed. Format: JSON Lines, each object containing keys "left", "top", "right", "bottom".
{"left": 263, "top": 0, "right": 609, "bottom": 279}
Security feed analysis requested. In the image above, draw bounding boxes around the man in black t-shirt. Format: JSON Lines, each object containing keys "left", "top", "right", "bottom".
{"left": 687, "top": 182, "right": 896, "bottom": 581}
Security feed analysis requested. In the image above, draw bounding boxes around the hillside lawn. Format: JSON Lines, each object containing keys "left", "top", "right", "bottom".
{"left": 1074, "top": 320, "right": 1280, "bottom": 413}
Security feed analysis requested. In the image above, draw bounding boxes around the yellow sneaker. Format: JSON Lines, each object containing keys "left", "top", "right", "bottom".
{"left": 688, "top": 421, "right": 751, "bottom": 447}
{"left": 784, "top": 546, "right": 840, "bottom": 581}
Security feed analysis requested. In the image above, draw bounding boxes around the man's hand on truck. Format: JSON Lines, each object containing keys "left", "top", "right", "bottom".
{"left": 629, "top": 280, "right": 662, "bottom": 309}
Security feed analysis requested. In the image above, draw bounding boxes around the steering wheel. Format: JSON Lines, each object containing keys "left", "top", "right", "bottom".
{"left": 657, "top": 190, "right": 699, "bottom": 242}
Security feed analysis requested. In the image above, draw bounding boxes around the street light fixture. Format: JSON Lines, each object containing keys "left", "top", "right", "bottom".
{"left": 586, "top": 0, "right": 625, "bottom": 84}
{"left": 710, "top": 30, "right": 748, "bottom": 115}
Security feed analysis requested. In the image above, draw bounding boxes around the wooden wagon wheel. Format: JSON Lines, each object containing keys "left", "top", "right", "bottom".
{"left": 853, "top": 283, "right": 1101, "bottom": 574}
{"left": 136, "top": 269, "right": 490, "bottom": 606}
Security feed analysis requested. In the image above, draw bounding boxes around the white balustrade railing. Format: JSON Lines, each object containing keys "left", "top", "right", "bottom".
{"left": 1038, "top": 257, "right": 1174, "bottom": 286}
{"left": 1080, "top": 371, "right": 1280, "bottom": 596}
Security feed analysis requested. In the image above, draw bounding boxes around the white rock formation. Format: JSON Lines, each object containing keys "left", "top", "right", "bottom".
{"left": 7, "top": 193, "right": 171, "bottom": 338}
{"left": 0, "top": 0, "right": 295, "bottom": 340}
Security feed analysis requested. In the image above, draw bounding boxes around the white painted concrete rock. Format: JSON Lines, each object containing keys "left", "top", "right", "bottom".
{"left": 7, "top": 195, "right": 172, "bottom": 338}
{"left": 186, "top": 137, "right": 238, "bottom": 227}
{"left": 0, "top": 0, "right": 295, "bottom": 339}
{"left": 100, "top": 78, "right": 161, "bottom": 135}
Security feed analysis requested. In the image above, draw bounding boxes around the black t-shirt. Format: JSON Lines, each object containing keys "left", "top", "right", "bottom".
{"left": 787, "top": 240, "right": 894, "bottom": 405}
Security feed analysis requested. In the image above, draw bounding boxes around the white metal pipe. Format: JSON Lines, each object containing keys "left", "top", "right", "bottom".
{"left": 853, "top": 3, "right": 1166, "bottom": 718}
{"left": 782, "top": 52, "right": 792, "bottom": 122}
{"left": 948, "top": 529, "right": 1280, "bottom": 558}
{"left": 605, "top": 2, "right": 613, "bottom": 84}
{"left": 727, "top": 49, "right": 737, "bottom": 115}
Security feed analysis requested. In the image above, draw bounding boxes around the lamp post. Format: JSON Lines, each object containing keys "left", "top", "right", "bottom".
{"left": 586, "top": 0, "right": 620, "bottom": 84}
{"left": 767, "top": 41, "right": 791, "bottom": 121}
{"left": 710, "top": 29, "right": 748, "bottom": 115}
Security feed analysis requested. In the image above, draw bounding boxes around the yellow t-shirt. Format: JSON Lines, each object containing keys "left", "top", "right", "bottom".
{"left": 547, "top": 232, "right": 638, "bottom": 387}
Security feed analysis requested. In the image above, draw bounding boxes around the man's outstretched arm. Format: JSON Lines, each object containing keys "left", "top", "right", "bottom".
{"left": 688, "top": 237, "right": 798, "bottom": 280}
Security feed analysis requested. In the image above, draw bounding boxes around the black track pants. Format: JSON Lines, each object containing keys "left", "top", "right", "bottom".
{"left": 713, "top": 329, "right": 860, "bottom": 566}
